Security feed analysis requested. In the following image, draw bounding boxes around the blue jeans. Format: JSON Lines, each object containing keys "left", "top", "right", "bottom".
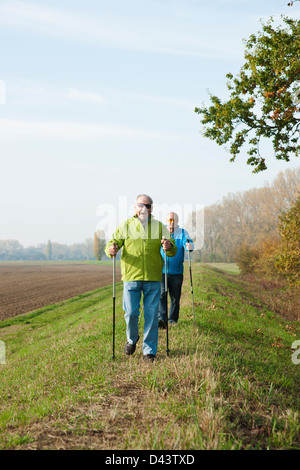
{"left": 158, "top": 274, "right": 183, "bottom": 323}
{"left": 123, "top": 281, "right": 161, "bottom": 356}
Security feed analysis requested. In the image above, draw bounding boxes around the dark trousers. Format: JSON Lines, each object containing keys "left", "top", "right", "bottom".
{"left": 158, "top": 274, "right": 183, "bottom": 323}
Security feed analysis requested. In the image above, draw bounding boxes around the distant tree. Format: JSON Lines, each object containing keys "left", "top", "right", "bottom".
{"left": 94, "top": 233, "right": 101, "bottom": 260}
{"left": 82, "top": 238, "right": 93, "bottom": 260}
{"left": 0, "top": 240, "right": 23, "bottom": 260}
{"left": 235, "top": 242, "right": 260, "bottom": 274}
{"left": 251, "top": 237, "right": 280, "bottom": 278}
{"left": 195, "top": 17, "right": 300, "bottom": 173}
{"left": 94, "top": 231, "right": 106, "bottom": 260}
{"left": 275, "top": 196, "right": 300, "bottom": 287}
{"left": 22, "top": 247, "right": 47, "bottom": 261}
{"left": 45, "top": 240, "right": 52, "bottom": 260}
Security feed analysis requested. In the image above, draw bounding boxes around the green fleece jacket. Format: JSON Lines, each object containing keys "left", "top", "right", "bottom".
{"left": 104, "top": 215, "right": 177, "bottom": 282}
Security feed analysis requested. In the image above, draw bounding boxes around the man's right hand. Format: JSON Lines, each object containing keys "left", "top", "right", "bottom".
{"left": 161, "top": 237, "right": 172, "bottom": 251}
{"left": 109, "top": 243, "right": 118, "bottom": 257}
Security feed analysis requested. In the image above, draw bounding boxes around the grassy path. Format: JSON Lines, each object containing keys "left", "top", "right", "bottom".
{"left": 0, "top": 264, "right": 299, "bottom": 450}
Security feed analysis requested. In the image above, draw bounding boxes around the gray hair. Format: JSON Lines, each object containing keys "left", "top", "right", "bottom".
{"left": 135, "top": 194, "right": 153, "bottom": 204}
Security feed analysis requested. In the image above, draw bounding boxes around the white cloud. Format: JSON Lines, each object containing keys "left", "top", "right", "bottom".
{"left": 8, "top": 80, "right": 60, "bottom": 106}
{"left": 7, "top": 78, "right": 197, "bottom": 113}
{"left": 125, "top": 92, "right": 195, "bottom": 110}
{"left": 66, "top": 88, "right": 106, "bottom": 106}
{"left": 0, "top": 118, "right": 175, "bottom": 140}
{"left": 8, "top": 80, "right": 106, "bottom": 107}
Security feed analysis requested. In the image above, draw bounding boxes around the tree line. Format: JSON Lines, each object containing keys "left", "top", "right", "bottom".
{"left": 188, "top": 167, "right": 299, "bottom": 261}
{"left": 236, "top": 194, "right": 300, "bottom": 288}
{"left": 0, "top": 235, "right": 107, "bottom": 261}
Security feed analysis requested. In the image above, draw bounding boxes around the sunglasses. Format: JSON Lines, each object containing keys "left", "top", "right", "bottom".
{"left": 136, "top": 203, "right": 152, "bottom": 209}
{"left": 167, "top": 218, "right": 175, "bottom": 222}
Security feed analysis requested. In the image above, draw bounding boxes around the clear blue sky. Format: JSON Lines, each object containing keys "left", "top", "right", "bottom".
{"left": 0, "top": 0, "right": 299, "bottom": 246}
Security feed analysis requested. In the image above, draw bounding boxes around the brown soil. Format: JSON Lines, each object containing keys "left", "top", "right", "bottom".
{"left": 0, "top": 263, "right": 121, "bottom": 321}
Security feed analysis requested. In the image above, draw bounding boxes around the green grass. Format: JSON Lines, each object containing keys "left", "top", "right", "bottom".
{"left": 0, "top": 263, "right": 299, "bottom": 450}
{"left": 203, "top": 262, "right": 241, "bottom": 274}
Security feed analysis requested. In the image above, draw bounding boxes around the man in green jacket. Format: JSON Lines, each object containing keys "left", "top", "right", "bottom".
{"left": 105, "top": 194, "right": 177, "bottom": 362}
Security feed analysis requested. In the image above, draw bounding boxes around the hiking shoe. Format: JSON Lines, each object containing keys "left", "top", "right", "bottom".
{"left": 124, "top": 342, "right": 136, "bottom": 355}
{"left": 159, "top": 319, "right": 167, "bottom": 329}
{"left": 124, "top": 336, "right": 139, "bottom": 355}
{"left": 143, "top": 354, "right": 156, "bottom": 363}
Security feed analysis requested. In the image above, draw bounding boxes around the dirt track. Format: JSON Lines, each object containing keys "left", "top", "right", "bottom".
{"left": 0, "top": 263, "right": 121, "bottom": 321}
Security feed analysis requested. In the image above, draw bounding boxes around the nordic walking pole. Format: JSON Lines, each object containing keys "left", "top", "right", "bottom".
{"left": 112, "top": 243, "right": 116, "bottom": 360}
{"left": 187, "top": 239, "right": 195, "bottom": 323}
{"left": 162, "top": 237, "right": 170, "bottom": 356}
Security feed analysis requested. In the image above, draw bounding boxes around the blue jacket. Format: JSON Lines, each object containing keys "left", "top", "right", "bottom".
{"left": 161, "top": 227, "right": 194, "bottom": 275}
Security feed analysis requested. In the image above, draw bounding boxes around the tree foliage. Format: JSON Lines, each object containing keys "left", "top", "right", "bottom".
{"left": 235, "top": 242, "right": 260, "bottom": 274}
{"left": 275, "top": 195, "right": 300, "bottom": 287}
{"left": 46, "top": 240, "right": 52, "bottom": 260}
{"left": 93, "top": 230, "right": 106, "bottom": 261}
{"left": 195, "top": 17, "right": 300, "bottom": 172}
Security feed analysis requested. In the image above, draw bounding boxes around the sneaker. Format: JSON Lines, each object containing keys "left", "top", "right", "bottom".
{"left": 143, "top": 354, "right": 156, "bottom": 363}
{"left": 124, "top": 336, "right": 139, "bottom": 355}
{"left": 124, "top": 342, "right": 136, "bottom": 355}
{"left": 159, "top": 319, "right": 167, "bottom": 329}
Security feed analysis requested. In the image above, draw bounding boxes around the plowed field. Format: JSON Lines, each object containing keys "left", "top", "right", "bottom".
{"left": 0, "top": 263, "right": 121, "bottom": 321}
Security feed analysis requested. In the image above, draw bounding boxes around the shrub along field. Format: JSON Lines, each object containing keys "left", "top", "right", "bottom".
{"left": 0, "top": 263, "right": 299, "bottom": 450}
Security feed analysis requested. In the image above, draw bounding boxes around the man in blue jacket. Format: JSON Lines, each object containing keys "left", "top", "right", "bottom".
{"left": 158, "top": 212, "right": 194, "bottom": 328}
